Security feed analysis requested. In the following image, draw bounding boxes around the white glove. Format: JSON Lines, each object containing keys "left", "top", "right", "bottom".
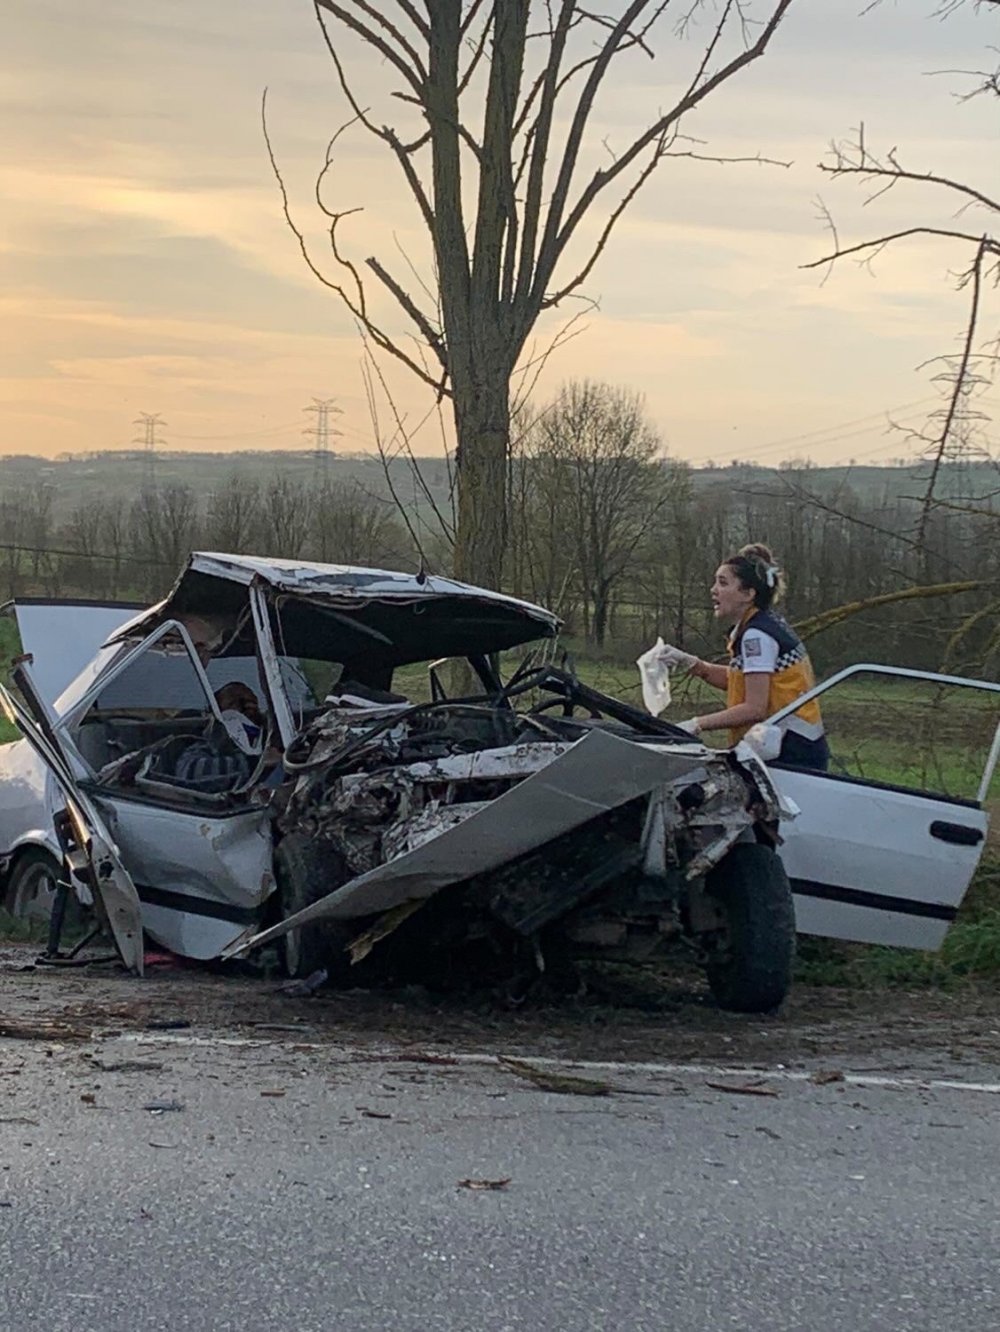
{"left": 677, "top": 717, "right": 702, "bottom": 736}
{"left": 656, "top": 642, "right": 698, "bottom": 672}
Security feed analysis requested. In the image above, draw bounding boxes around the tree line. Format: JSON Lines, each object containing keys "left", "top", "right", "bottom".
{"left": 1, "top": 377, "right": 995, "bottom": 680}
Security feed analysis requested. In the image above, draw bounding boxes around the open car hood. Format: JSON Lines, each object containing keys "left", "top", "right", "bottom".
{"left": 107, "top": 553, "right": 561, "bottom": 665}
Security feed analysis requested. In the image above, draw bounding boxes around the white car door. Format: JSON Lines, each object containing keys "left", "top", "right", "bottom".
{"left": 55, "top": 619, "right": 275, "bottom": 960}
{"left": 0, "top": 668, "right": 145, "bottom": 975}
{"left": 766, "top": 664, "right": 999, "bottom": 949}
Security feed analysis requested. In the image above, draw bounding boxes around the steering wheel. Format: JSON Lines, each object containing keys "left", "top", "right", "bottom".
{"left": 527, "top": 695, "right": 601, "bottom": 719}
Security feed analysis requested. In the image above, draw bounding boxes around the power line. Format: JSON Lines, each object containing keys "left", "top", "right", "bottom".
{"left": 170, "top": 420, "right": 304, "bottom": 442}
{"left": 685, "top": 394, "right": 1000, "bottom": 469}
{"left": 0, "top": 540, "right": 170, "bottom": 568}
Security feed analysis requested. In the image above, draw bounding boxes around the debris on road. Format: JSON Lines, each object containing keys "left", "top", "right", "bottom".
{"left": 500, "top": 1058, "right": 614, "bottom": 1097}
{"left": 89, "top": 1059, "right": 166, "bottom": 1074}
{"left": 144, "top": 1020, "right": 191, "bottom": 1032}
{"left": 143, "top": 1099, "right": 185, "bottom": 1114}
{"left": 457, "top": 1177, "right": 511, "bottom": 1191}
{"left": 705, "top": 1081, "right": 779, "bottom": 1098}
{"left": 279, "top": 969, "right": 328, "bottom": 998}
{"left": 810, "top": 1069, "right": 846, "bottom": 1085}
{"left": 0, "top": 1017, "right": 91, "bottom": 1042}
{"left": 259, "top": 1089, "right": 286, "bottom": 1098}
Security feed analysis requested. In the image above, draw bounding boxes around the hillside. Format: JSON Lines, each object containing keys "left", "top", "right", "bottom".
{"left": 1, "top": 449, "right": 996, "bottom": 522}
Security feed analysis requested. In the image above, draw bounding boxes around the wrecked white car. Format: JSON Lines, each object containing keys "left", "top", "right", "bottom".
{"left": 0, "top": 554, "right": 797, "bottom": 1012}
{"left": 1, "top": 555, "right": 994, "bottom": 1011}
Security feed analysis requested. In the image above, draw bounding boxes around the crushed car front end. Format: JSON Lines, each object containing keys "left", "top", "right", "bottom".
{"left": 240, "top": 665, "right": 793, "bottom": 1012}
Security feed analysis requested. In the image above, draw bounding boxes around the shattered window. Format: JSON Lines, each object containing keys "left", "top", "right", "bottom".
{"left": 71, "top": 631, "right": 220, "bottom": 774}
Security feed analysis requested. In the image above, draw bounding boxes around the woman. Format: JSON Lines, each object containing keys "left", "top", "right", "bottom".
{"left": 661, "top": 543, "right": 829, "bottom": 771}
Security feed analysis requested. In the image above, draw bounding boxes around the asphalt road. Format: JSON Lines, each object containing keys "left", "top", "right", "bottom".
{"left": 1, "top": 1029, "right": 998, "bottom": 1332}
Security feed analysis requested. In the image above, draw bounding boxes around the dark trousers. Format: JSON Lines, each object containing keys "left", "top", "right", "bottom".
{"left": 778, "top": 730, "right": 830, "bottom": 772}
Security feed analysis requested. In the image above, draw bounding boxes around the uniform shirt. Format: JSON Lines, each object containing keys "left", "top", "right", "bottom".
{"left": 725, "top": 608, "right": 824, "bottom": 747}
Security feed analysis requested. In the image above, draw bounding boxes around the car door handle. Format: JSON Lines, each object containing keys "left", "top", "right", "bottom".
{"left": 930, "top": 820, "right": 984, "bottom": 847}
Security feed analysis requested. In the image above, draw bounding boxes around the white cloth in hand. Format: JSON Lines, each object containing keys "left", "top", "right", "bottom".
{"left": 676, "top": 717, "right": 702, "bottom": 736}
{"left": 636, "top": 637, "right": 672, "bottom": 716}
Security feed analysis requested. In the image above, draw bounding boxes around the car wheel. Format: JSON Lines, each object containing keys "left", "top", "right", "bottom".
{"left": 273, "top": 834, "right": 353, "bottom": 980}
{"left": 702, "top": 842, "right": 795, "bottom": 1014}
{"left": 5, "top": 848, "right": 66, "bottom": 928}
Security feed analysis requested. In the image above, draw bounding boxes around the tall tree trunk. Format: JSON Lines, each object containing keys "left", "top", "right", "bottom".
{"left": 452, "top": 372, "right": 510, "bottom": 588}
{"left": 592, "top": 583, "right": 612, "bottom": 647}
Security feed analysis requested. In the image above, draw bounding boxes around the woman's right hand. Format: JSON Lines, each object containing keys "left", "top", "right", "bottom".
{"left": 656, "top": 642, "right": 698, "bottom": 671}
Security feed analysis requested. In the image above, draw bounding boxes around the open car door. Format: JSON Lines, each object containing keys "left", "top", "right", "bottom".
{"left": 766, "top": 664, "right": 999, "bottom": 950}
{"left": 0, "top": 667, "right": 144, "bottom": 975}
{"left": 50, "top": 618, "right": 276, "bottom": 961}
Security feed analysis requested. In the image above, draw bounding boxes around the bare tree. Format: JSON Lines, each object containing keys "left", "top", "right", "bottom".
{"left": 257, "top": 475, "right": 315, "bottom": 558}
{"left": 205, "top": 473, "right": 261, "bottom": 554}
{"left": 100, "top": 496, "right": 131, "bottom": 599}
{"left": 63, "top": 494, "right": 131, "bottom": 598}
{"left": 520, "top": 380, "right": 684, "bottom": 645}
{"left": 806, "top": 2, "right": 1000, "bottom": 571}
{"left": 269, "top": 0, "right": 796, "bottom": 588}
{"left": 129, "top": 485, "right": 200, "bottom": 598}
{"left": 0, "top": 488, "right": 28, "bottom": 600}
{"left": 21, "top": 482, "right": 56, "bottom": 591}
{"left": 311, "top": 479, "right": 414, "bottom": 567}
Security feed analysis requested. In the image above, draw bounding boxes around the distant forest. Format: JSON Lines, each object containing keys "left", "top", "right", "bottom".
{"left": 0, "top": 447, "right": 996, "bottom": 678}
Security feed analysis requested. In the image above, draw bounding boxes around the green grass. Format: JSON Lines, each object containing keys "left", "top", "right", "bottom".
{"left": 0, "top": 618, "right": 17, "bottom": 743}
{"left": 0, "top": 907, "right": 49, "bottom": 944}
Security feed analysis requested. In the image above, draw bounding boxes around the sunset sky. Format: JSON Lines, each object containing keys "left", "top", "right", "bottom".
{"left": 3, "top": 0, "right": 997, "bottom": 467}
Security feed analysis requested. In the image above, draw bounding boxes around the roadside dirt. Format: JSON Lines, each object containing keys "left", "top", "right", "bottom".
{"left": 1, "top": 942, "right": 999, "bottom": 1072}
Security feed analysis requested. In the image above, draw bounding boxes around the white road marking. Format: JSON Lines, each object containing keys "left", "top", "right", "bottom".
{"left": 116, "top": 1031, "right": 1000, "bottom": 1095}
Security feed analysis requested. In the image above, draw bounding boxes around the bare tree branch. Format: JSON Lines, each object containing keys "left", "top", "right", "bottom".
{"left": 916, "top": 239, "right": 991, "bottom": 553}
{"left": 529, "top": 0, "right": 795, "bottom": 318}
{"left": 262, "top": 90, "right": 444, "bottom": 393}
{"left": 803, "top": 225, "right": 998, "bottom": 271}
{"left": 795, "top": 580, "right": 987, "bottom": 641}
{"left": 315, "top": 0, "right": 427, "bottom": 96}
{"left": 817, "top": 132, "right": 1000, "bottom": 218}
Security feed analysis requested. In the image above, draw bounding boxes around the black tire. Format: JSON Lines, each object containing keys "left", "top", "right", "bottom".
{"left": 273, "top": 834, "right": 353, "bottom": 980}
{"left": 702, "top": 842, "right": 795, "bottom": 1014}
{"left": 5, "top": 848, "right": 64, "bottom": 927}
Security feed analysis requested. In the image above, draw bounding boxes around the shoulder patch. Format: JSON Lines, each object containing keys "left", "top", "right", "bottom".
{"left": 744, "top": 637, "right": 763, "bottom": 658}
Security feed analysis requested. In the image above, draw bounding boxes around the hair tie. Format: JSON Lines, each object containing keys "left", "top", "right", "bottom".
{"left": 764, "top": 563, "right": 779, "bottom": 589}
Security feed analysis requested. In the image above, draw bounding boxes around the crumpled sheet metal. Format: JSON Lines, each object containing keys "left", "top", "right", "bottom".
{"left": 106, "top": 552, "right": 561, "bottom": 646}
{"left": 226, "top": 730, "right": 710, "bottom": 957}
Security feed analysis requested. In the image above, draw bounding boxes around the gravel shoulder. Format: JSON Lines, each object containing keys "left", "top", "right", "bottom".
{"left": 2, "top": 943, "right": 999, "bottom": 1079}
